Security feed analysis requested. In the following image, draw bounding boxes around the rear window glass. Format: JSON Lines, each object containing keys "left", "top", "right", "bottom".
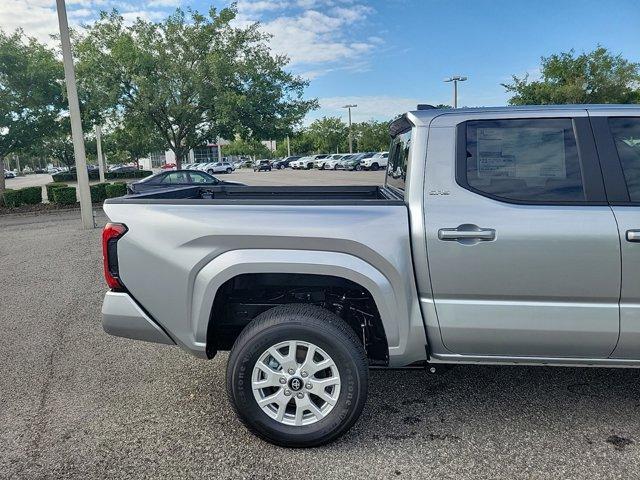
{"left": 608, "top": 117, "right": 640, "bottom": 202}
{"left": 386, "top": 131, "right": 411, "bottom": 191}
{"left": 463, "top": 118, "right": 585, "bottom": 202}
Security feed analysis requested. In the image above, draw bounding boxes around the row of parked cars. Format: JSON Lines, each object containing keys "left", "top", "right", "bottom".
{"left": 162, "top": 161, "right": 238, "bottom": 174}
{"left": 254, "top": 152, "right": 389, "bottom": 172}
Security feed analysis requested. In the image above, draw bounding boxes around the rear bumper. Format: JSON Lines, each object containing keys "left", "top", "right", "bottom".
{"left": 101, "top": 291, "right": 175, "bottom": 345}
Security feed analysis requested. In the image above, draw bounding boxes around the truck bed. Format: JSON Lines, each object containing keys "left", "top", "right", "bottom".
{"left": 105, "top": 185, "right": 403, "bottom": 205}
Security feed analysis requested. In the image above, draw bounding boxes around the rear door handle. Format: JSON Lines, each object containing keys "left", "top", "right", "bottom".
{"left": 627, "top": 230, "right": 640, "bottom": 242}
{"left": 438, "top": 226, "right": 496, "bottom": 241}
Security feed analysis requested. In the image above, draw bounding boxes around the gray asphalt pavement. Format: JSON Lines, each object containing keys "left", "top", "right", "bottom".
{"left": 1, "top": 179, "right": 639, "bottom": 479}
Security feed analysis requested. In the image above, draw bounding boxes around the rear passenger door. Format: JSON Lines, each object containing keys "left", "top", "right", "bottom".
{"left": 591, "top": 112, "right": 640, "bottom": 359}
{"left": 424, "top": 111, "right": 621, "bottom": 358}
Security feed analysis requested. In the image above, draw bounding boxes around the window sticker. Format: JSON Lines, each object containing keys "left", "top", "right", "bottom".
{"left": 477, "top": 127, "right": 567, "bottom": 179}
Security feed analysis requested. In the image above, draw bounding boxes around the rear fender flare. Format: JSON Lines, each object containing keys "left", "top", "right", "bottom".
{"left": 190, "top": 249, "right": 401, "bottom": 351}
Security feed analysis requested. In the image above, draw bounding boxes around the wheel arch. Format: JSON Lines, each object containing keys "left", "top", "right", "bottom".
{"left": 190, "top": 249, "right": 402, "bottom": 359}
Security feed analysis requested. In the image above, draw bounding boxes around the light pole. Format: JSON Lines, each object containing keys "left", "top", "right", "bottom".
{"left": 342, "top": 104, "right": 357, "bottom": 153}
{"left": 444, "top": 75, "right": 467, "bottom": 108}
{"left": 56, "top": 0, "right": 93, "bottom": 229}
{"left": 95, "top": 125, "right": 105, "bottom": 183}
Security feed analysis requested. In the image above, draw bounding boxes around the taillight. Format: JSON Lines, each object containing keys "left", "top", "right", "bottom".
{"left": 102, "top": 223, "right": 128, "bottom": 290}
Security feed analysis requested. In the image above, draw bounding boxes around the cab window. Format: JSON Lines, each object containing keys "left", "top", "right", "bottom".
{"left": 461, "top": 118, "right": 585, "bottom": 202}
{"left": 609, "top": 117, "right": 640, "bottom": 202}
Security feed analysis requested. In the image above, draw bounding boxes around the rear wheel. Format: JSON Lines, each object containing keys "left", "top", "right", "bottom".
{"left": 226, "top": 168, "right": 232, "bottom": 173}
{"left": 226, "top": 304, "right": 369, "bottom": 447}
{"left": 207, "top": 169, "right": 215, "bottom": 174}
{"left": 355, "top": 165, "right": 362, "bottom": 171}
{"left": 279, "top": 164, "right": 285, "bottom": 170}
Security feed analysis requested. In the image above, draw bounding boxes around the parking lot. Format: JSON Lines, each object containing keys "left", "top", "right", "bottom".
{"left": 1, "top": 170, "right": 639, "bottom": 479}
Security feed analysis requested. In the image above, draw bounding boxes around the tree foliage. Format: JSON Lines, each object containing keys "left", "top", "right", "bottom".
{"left": 353, "top": 120, "right": 390, "bottom": 152}
{"left": 75, "top": 6, "right": 317, "bottom": 167}
{"left": 305, "top": 117, "right": 348, "bottom": 153}
{"left": 0, "top": 30, "right": 64, "bottom": 190}
{"left": 224, "top": 137, "right": 271, "bottom": 158}
{"left": 504, "top": 47, "right": 640, "bottom": 105}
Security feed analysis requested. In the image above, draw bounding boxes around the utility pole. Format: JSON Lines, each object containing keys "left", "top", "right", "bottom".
{"left": 286, "top": 135, "right": 291, "bottom": 157}
{"left": 56, "top": 0, "right": 93, "bottom": 229}
{"left": 444, "top": 75, "right": 467, "bottom": 108}
{"left": 96, "top": 125, "right": 105, "bottom": 183}
{"left": 342, "top": 104, "right": 357, "bottom": 154}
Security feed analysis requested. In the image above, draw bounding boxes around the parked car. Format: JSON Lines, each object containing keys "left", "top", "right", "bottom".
{"left": 317, "top": 154, "right": 346, "bottom": 170}
{"left": 253, "top": 160, "right": 272, "bottom": 172}
{"left": 127, "top": 170, "right": 244, "bottom": 194}
{"left": 272, "top": 156, "right": 301, "bottom": 170}
{"left": 109, "top": 165, "right": 138, "bottom": 174}
{"left": 360, "top": 151, "right": 388, "bottom": 171}
{"left": 292, "top": 154, "right": 328, "bottom": 170}
{"left": 4, "top": 169, "right": 15, "bottom": 179}
{"left": 202, "top": 161, "right": 235, "bottom": 174}
{"left": 160, "top": 163, "right": 176, "bottom": 171}
{"left": 290, "top": 156, "right": 310, "bottom": 169}
{"left": 335, "top": 156, "right": 363, "bottom": 171}
{"left": 101, "top": 105, "right": 640, "bottom": 448}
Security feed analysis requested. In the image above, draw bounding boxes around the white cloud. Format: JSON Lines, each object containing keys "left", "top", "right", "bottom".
{"left": 237, "top": 1, "right": 377, "bottom": 70}
{"left": 0, "top": 0, "right": 181, "bottom": 45}
{"left": 0, "top": 0, "right": 59, "bottom": 44}
{"left": 307, "top": 95, "right": 426, "bottom": 124}
{"left": 146, "top": 0, "right": 182, "bottom": 7}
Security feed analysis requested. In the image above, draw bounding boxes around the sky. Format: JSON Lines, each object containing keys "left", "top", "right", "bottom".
{"left": 2, "top": 0, "right": 640, "bottom": 124}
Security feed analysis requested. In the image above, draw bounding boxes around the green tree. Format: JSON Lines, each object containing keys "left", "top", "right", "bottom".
{"left": 503, "top": 47, "right": 640, "bottom": 105}
{"left": 75, "top": 7, "right": 317, "bottom": 168}
{"left": 306, "top": 117, "right": 348, "bottom": 153}
{"left": 0, "top": 30, "right": 64, "bottom": 192}
{"left": 108, "top": 114, "right": 165, "bottom": 168}
{"left": 224, "top": 137, "right": 271, "bottom": 158}
{"left": 353, "top": 120, "right": 390, "bottom": 152}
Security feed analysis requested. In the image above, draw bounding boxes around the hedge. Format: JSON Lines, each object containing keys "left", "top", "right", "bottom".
{"left": 46, "top": 182, "right": 68, "bottom": 200}
{"left": 51, "top": 170, "right": 152, "bottom": 182}
{"left": 20, "top": 186, "right": 42, "bottom": 205}
{"left": 105, "top": 183, "right": 127, "bottom": 198}
{"left": 0, "top": 189, "right": 18, "bottom": 207}
{"left": 1, "top": 187, "right": 42, "bottom": 207}
{"left": 52, "top": 186, "right": 77, "bottom": 205}
{"left": 90, "top": 183, "right": 110, "bottom": 203}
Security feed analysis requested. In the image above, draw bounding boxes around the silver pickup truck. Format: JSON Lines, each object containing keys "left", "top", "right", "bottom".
{"left": 101, "top": 105, "right": 640, "bottom": 447}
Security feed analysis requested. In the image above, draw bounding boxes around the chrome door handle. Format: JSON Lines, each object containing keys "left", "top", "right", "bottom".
{"left": 438, "top": 226, "right": 496, "bottom": 241}
{"left": 627, "top": 230, "right": 640, "bottom": 242}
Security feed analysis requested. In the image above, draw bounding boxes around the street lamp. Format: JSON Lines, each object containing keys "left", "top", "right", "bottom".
{"left": 342, "top": 104, "right": 357, "bottom": 154}
{"left": 444, "top": 75, "right": 467, "bottom": 109}
{"left": 56, "top": 0, "right": 93, "bottom": 229}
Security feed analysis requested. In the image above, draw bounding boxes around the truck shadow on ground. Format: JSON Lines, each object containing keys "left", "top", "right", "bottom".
{"left": 345, "top": 364, "right": 640, "bottom": 449}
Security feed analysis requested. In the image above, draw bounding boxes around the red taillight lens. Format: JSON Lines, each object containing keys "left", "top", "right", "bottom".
{"left": 102, "top": 223, "right": 128, "bottom": 289}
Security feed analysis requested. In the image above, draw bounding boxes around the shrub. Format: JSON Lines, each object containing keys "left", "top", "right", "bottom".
{"left": 51, "top": 170, "right": 152, "bottom": 182}
{"left": 46, "top": 182, "right": 68, "bottom": 200}
{"left": 105, "top": 182, "right": 127, "bottom": 198}
{"left": 20, "top": 186, "right": 43, "bottom": 205}
{"left": 52, "top": 186, "right": 77, "bottom": 205}
{"left": 0, "top": 188, "right": 17, "bottom": 207}
{"left": 90, "top": 183, "right": 110, "bottom": 203}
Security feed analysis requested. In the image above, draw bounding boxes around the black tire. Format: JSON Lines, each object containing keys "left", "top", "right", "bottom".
{"left": 226, "top": 168, "right": 232, "bottom": 174}
{"left": 207, "top": 169, "right": 215, "bottom": 174}
{"left": 355, "top": 165, "right": 362, "bottom": 171}
{"left": 370, "top": 163, "right": 379, "bottom": 171}
{"left": 279, "top": 164, "right": 285, "bottom": 170}
{"left": 226, "top": 304, "right": 369, "bottom": 447}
